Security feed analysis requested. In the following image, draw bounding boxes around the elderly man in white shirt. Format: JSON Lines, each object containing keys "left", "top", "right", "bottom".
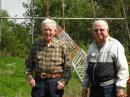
{"left": 82, "top": 20, "right": 129, "bottom": 97}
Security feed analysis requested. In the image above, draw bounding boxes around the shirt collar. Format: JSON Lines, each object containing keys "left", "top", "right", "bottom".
{"left": 43, "top": 37, "right": 57, "bottom": 47}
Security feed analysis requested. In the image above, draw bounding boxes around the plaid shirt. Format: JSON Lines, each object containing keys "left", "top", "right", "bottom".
{"left": 25, "top": 38, "right": 71, "bottom": 84}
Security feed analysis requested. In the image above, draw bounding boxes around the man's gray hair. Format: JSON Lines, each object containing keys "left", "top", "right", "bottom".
{"left": 93, "top": 20, "right": 109, "bottom": 29}
{"left": 41, "top": 18, "right": 57, "bottom": 29}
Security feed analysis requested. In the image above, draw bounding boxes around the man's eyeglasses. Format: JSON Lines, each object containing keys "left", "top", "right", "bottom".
{"left": 94, "top": 29, "right": 105, "bottom": 33}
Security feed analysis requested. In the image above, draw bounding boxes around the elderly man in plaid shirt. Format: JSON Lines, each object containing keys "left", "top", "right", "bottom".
{"left": 25, "top": 18, "right": 71, "bottom": 97}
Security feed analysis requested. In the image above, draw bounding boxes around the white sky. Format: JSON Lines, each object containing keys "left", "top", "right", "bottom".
{"left": 1, "top": 0, "right": 27, "bottom": 22}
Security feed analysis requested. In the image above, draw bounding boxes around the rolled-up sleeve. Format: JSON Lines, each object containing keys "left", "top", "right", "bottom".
{"left": 25, "top": 46, "right": 35, "bottom": 81}
{"left": 62, "top": 44, "right": 72, "bottom": 85}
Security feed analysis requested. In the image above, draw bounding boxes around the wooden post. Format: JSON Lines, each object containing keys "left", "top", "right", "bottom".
{"left": 45, "top": 0, "right": 49, "bottom": 17}
{"left": 128, "top": 62, "right": 130, "bottom": 97}
{"left": 61, "top": 0, "right": 65, "bottom": 31}
{"left": 128, "top": 45, "right": 130, "bottom": 55}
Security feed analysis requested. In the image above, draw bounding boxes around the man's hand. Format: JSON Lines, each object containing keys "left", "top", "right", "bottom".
{"left": 82, "top": 89, "right": 88, "bottom": 97}
{"left": 57, "top": 81, "right": 65, "bottom": 90}
{"left": 28, "top": 79, "right": 36, "bottom": 87}
{"left": 116, "top": 90, "right": 126, "bottom": 97}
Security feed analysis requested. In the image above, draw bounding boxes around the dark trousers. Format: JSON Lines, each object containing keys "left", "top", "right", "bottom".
{"left": 90, "top": 84, "right": 116, "bottom": 97}
{"left": 31, "top": 77, "right": 64, "bottom": 97}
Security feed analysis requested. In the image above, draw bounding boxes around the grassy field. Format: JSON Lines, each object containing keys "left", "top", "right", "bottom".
{"left": 0, "top": 56, "right": 82, "bottom": 97}
{"left": 0, "top": 56, "right": 31, "bottom": 97}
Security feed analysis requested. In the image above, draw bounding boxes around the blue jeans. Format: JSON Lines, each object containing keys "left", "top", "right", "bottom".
{"left": 31, "top": 77, "right": 64, "bottom": 97}
{"left": 90, "top": 84, "right": 116, "bottom": 97}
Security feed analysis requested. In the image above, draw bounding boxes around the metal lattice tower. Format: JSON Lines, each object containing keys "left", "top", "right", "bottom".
{"left": 56, "top": 25, "right": 87, "bottom": 81}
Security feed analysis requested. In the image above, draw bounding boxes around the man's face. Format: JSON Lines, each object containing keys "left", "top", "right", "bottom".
{"left": 93, "top": 22, "right": 109, "bottom": 44}
{"left": 42, "top": 25, "right": 56, "bottom": 41}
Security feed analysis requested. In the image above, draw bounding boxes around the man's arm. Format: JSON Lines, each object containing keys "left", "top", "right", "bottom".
{"left": 25, "top": 55, "right": 34, "bottom": 81}
{"left": 60, "top": 44, "right": 72, "bottom": 85}
{"left": 82, "top": 56, "right": 90, "bottom": 97}
{"left": 116, "top": 43, "right": 129, "bottom": 96}
{"left": 25, "top": 46, "right": 36, "bottom": 87}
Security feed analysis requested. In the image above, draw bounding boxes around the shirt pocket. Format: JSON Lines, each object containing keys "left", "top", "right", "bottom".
{"left": 51, "top": 57, "right": 63, "bottom": 63}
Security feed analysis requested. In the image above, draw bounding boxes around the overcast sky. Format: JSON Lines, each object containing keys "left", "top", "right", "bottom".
{"left": 1, "top": 0, "right": 27, "bottom": 17}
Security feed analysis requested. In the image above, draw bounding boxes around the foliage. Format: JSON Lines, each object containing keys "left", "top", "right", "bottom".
{"left": 8, "top": 21, "right": 31, "bottom": 57}
{"left": 64, "top": 71, "right": 82, "bottom": 97}
{"left": 0, "top": 21, "right": 31, "bottom": 57}
{"left": 0, "top": 10, "right": 32, "bottom": 57}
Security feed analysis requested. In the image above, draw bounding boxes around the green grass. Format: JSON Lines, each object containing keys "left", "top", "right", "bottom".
{"left": 0, "top": 56, "right": 31, "bottom": 97}
{"left": 64, "top": 72, "right": 82, "bottom": 97}
{"left": 0, "top": 56, "right": 81, "bottom": 97}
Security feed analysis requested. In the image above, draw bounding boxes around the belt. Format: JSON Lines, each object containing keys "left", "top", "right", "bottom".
{"left": 40, "top": 73, "right": 64, "bottom": 79}
{"left": 99, "top": 79, "right": 116, "bottom": 86}
{"left": 92, "top": 79, "right": 116, "bottom": 86}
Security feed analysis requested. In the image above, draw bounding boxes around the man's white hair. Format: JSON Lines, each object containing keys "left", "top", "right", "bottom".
{"left": 41, "top": 18, "right": 57, "bottom": 29}
{"left": 93, "top": 20, "right": 109, "bottom": 29}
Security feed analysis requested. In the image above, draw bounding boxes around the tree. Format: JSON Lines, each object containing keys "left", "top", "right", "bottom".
{"left": 0, "top": 9, "right": 11, "bottom": 55}
{"left": 0, "top": 9, "right": 31, "bottom": 57}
